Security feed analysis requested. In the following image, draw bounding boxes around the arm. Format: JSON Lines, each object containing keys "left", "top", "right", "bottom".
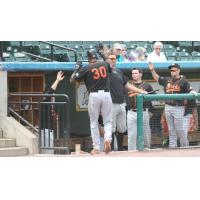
{"left": 148, "top": 62, "right": 160, "bottom": 82}
{"left": 70, "top": 61, "right": 83, "bottom": 84}
{"left": 51, "top": 71, "right": 65, "bottom": 91}
{"left": 125, "top": 82, "right": 148, "bottom": 94}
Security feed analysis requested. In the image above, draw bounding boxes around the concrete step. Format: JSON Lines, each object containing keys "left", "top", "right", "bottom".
{"left": 0, "top": 147, "right": 28, "bottom": 156}
{"left": 0, "top": 138, "right": 16, "bottom": 148}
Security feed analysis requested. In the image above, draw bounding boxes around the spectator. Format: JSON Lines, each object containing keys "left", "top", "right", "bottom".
{"left": 135, "top": 46, "right": 147, "bottom": 61}
{"left": 121, "top": 44, "right": 129, "bottom": 62}
{"left": 128, "top": 46, "right": 146, "bottom": 61}
{"left": 147, "top": 41, "right": 167, "bottom": 62}
{"left": 112, "top": 43, "right": 124, "bottom": 62}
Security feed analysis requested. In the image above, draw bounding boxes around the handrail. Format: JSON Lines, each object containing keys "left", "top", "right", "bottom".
{"left": 8, "top": 107, "right": 39, "bottom": 135}
{"left": 40, "top": 41, "right": 78, "bottom": 62}
{"left": 21, "top": 51, "right": 52, "bottom": 62}
{"left": 8, "top": 93, "right": 70, "bottom": 138}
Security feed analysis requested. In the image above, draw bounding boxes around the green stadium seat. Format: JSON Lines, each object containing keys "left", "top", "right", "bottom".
{"left": 191, "top": 51, "right": 200, "bottom": 60}
{"left": 177, "top": 52, "right": 193, "bottom": 61}
{"left": 2, "top": 52, "right": 15, "bottom": 61}
{"left": 164, "top": 44, "right": 176, "bottom": 52}
{"left": 165, "top": 52, "right": 178, "bottom": 61}
{"left": 14, "top": 52, "right": 31, "bottom": 62}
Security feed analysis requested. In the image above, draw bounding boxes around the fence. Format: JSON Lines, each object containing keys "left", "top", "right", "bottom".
{"left": 136, "top": 93, "right": 200, "bottom": 150}
{"left": 8, "top": 93, "right": 70, "bottom": 154}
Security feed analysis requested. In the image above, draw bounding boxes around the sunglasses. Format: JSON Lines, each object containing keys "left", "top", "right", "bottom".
{"left": 109, "top": 57, "right": 116, "bottom": 61}
{"left": 170, "top": 69, "right": 178, "bottom": 72}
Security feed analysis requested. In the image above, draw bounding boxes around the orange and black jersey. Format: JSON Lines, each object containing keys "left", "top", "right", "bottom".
{"left": 159, "top": 76, "right": 191, "bottom": 106}
{"left": 74, "top": 61, "right": 112, "bottom": 92}
{"left": 126, "top": 81, "right": 155, "bottom": 112}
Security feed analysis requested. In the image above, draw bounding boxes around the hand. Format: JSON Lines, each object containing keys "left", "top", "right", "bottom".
{"left": 57, "top": 71, "right": 65, "bottom": 81}
{"left": 148, "top": 62, "right": 154, "bottom": 71}
{"left": 75, "top": 61, "right": 83, "bottom": 70}
{"left": 140, "top": 90, "right": 148, "bottom": 94}
{"left": 149, "top": 112, "right": 153, "bottom": 118}
{"left": 190, "top": 90, "right": 198, "bottom": 96}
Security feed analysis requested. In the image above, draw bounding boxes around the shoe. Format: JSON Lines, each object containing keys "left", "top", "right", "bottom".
{"left": 104, "top": 140, "right": 111, "bottom": 154}
{"left": 90, "top": 149, "right": 100, "bottom": 155}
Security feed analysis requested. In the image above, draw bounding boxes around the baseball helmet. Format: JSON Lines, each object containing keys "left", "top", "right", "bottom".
{"left": 87, "top": 49, "right": 99, "bottom": 60}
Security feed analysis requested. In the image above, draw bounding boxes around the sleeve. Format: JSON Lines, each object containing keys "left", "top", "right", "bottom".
{"left": 73, "top": 66, "right": 88, "bottom": 81}
{"left": 43, "top": 88, "right": 55, "bottom": 102}
{"left": 146, "top": 83, "right": 155, "bottom": 113}
{"left": 158, "top": 76, "right": 169, "bottom": 87}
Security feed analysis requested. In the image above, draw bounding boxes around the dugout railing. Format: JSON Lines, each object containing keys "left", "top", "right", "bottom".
{"left": 8, "top": 93, "right": 70, "bottom": 154}
{"left": 136, "top": 93, "right": 200, "bottom": 151}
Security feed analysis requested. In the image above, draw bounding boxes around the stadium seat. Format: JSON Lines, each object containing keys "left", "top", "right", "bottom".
{"left": 164, "top": 44, "right": 176, "bottom": 52}
{"left": 67, "top": 44, "right": 83, "bottom": 52}
{"left": 2, "top": 52, "right": 15, "bottom": 61}
{"left": 165, "top": 52, "right": 178, "bottom": 61}
{"left": 177, "top": 52, "right": 193, "bottom": 61}
{"left": 14, "top": 52, "right": 31, "bottom": 62}
{"left": 191, "top": 51, "right": 200, "bottom": 60}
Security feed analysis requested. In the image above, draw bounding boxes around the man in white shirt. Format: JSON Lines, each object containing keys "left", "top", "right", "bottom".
{"left": 147, "top": 41, "right": 167, "bottom": 62}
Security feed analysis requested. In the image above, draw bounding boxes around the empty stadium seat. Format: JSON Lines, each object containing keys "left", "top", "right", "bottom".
{"left": 177, "top": 52, "right": 193, "bottom": 61}
{"left": 164, "top": 44, "right": 176, "bottom": 52}
{"left": 2, "top": 52, "right": 15, "bottom": 61}
{"left": 14, "top": 52, "right": 31, "bottom": 62}
{"left": 191, "top": 51, "right": 200, "bottom": 60}
{"left": 165, "top": 52, "right": 178, "bottom": 61}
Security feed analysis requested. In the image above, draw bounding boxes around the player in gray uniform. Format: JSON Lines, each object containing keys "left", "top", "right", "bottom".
{"left": 70, "top": 49, "right": 113, "bottom": 154}
{"left": 127, "top": 68, "right": 155, "bottom": 150}
{"left": 148, "top": 62, "right": 196, "bottom": 148}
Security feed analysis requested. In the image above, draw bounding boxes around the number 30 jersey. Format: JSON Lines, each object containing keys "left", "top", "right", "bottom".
{"left": 74, "top": 61, "right": 112, "bottom": 92}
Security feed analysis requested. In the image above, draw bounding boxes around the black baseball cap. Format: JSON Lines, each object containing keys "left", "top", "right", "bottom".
{"left": 168, "top": 63, "right": 181, "bottom": 70}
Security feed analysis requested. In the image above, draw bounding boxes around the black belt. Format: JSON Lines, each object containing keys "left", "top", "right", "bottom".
{"left": 90, "top": 89, "right": 109, "bottom": 93}
{"left": 130, "top": 108, "right": 147, "bottom": 112}
{"left": 166, "top": 103, "right": 184, "bottom": 107}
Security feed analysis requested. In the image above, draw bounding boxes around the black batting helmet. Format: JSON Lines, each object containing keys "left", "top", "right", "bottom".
{"left": 87, "top": 49, "right": 99, "bottom": 60}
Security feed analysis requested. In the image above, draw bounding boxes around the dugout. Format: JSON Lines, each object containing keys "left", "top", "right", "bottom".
{"left": 2, "top": 61, "right": 200, "bottom": 150}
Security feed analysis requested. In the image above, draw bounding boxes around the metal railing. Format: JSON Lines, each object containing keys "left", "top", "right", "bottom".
{"left": 40, "top": 41, "right": 78, "bottom": 62}
{"left": 8, "top": 93, "right": 70, "bottom": 154}
{"left": 136, "top": 93, "right": 200, "bottom": 151}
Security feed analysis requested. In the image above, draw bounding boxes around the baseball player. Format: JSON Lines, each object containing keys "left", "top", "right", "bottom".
{"left": 148, "top": 62, "right": 196, "bottom": 147}
{"left": 127, "top": 68, "right": 155, "bottom": 150}
{"left": 70, "top": 49, "right": 113, "bottom": 154}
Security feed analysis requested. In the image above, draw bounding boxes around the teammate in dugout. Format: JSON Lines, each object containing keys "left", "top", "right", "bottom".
{"left": 148, "top": 62, "right": 198, "bottom": 148}
{"left": 70, "top": 49, "right": 147, "bottom": 154}
{"left": 127, "top": 68, "right": 156, "bottom": 150}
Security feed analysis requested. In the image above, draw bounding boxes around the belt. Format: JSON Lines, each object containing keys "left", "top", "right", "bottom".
{"left": 90, "top": 89, "right": 109, "bottom": 93}
{"left": 130, "top": 108, "right": 147, "bottom": 112}
{"left": 166, "top": 103, "right": 184, "bottom": 107}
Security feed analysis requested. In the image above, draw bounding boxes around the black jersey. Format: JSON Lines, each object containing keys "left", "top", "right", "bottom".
{"left": 159, "top": 76, "right": 191, "bottom": 106}
{"left": 41, "top": 88, "right": 56, "bottom": 130}
{"left": 127, "top": 81, "right": 155, "bottom": 112}
{"left": 74, "top": 61, "right": 112, "bottom": 92}
{"left": 110, "top": 68, "right": 128, "bottom": 103}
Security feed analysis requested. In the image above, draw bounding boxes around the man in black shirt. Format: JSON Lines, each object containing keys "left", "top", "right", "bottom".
{"left": 40, "top": 71, "right": 65, "bottom": 154}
